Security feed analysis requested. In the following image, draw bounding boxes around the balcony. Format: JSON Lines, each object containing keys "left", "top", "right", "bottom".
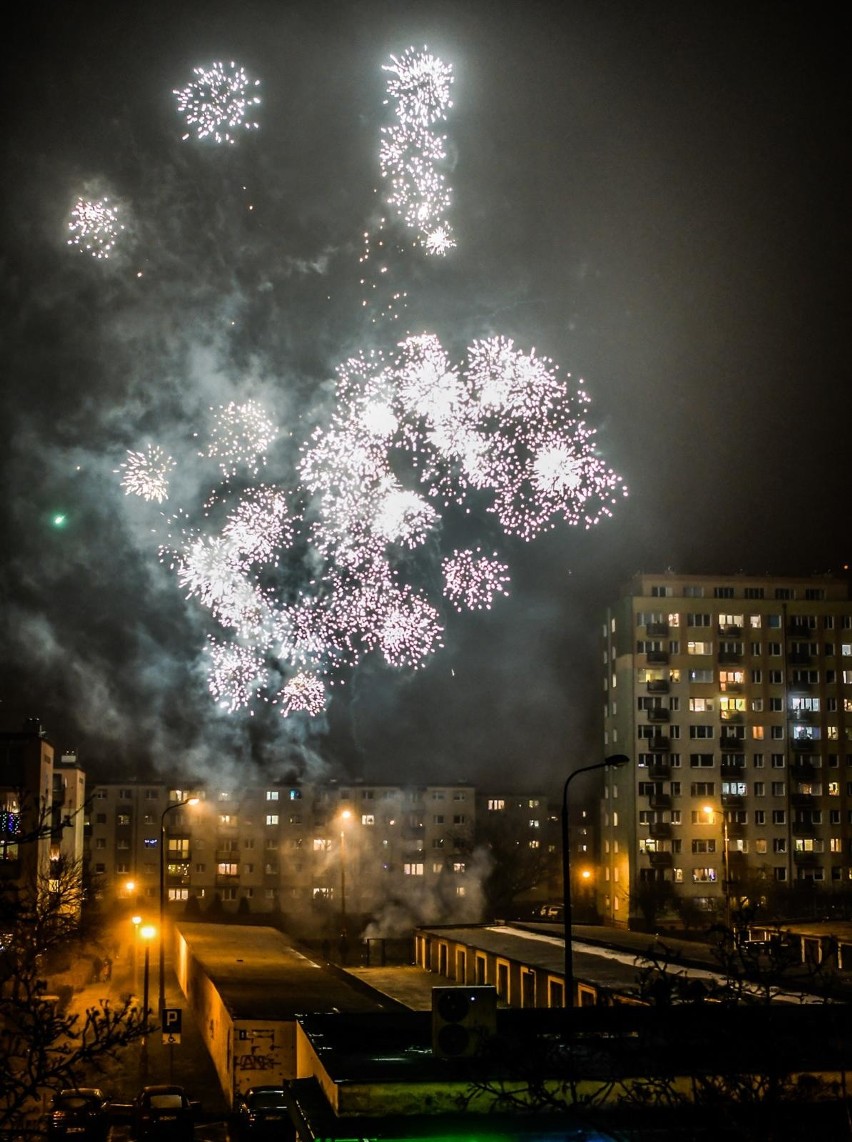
{"left": 720, "top": 760, "right": 746, "bottom": 778}
{"left": 648, "top": 708, "right": 670, "bottom": 723}
{"left": 648, "top": 762, "right": 671, "bottom": 780}
{"left": 790, "top": 709, "right": 815, "bottom": 725}
{"left": 649, "top": 794, "right": 672, "bottom": 811}
{"left": 792, "top": 736, "right": 818, "bottom": 752}
{"left": 215, "top": 872, "right": 240, "bottom": 885}
{"left": 793, "top": 849, "right": 820, "bottom": 865}
{"left": 215, "top": 848, "right": 240, "bottom": 862}
{"left": 791, "top": 761, "right": 817, "bottom": 781}
{"left": 647, "top": 678, "right": 670, "bottom": 694}
{"left": 719, "top": 625, "right": 743, "bottom": 638}
{"left": 791, "top": 792, "right": 815, "bottom": 808}
{"left": 649, "top": 822, "right": 672, "bottom": 839}
{"left": 721, "top": 793, "right": 744, "bottom": 809}
{"left": 720, "top": 736, "right": 745, "bottom": 751}
{"left": 649, "top": 736, "right": 670, "bottom": 752}
{"left": 646, "top": 622, "right": 669, "bottom": 638}
{"left": 719, "top": 712, "right": 744, "bottom": 725}
{"left": 646, "top": 650, "right": 670, "bottom": 665}
{"left": 648, "top": 851, "right": 673, "bottom": 867}
{"left": 788, "top": 652, "right": 813, "bottom": 666}
{"left": 718, "top": 651, "right": 743, "bottom": 665}
{"left": 792, "top": 821, "right": 817, "bottom": 838}
{"left": 787, "top": 621, "right": 814, "bottom": 637}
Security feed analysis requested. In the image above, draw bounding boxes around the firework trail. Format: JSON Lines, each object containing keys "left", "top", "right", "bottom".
{"left": 174, "top": 61, "right": 261, "bottom": 144}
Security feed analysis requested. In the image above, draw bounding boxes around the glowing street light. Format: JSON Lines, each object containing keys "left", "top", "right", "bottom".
{"left": 703, "top": 804, "right": 731, "bottom": 930}
{"left": 159, "top": 796, "right": 198, "bottom": 1015}
{"left": 561, "top": 754, "right": 629, "bottom": 1022}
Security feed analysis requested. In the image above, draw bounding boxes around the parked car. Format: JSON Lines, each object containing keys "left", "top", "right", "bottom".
{"left": 233, "top": 1086, "right": 294, "bottom": 1139}
{"left": 132, "top": 1084, "right": 199, "bottom": 1141}
{"left": 538, "top": 903, "right": 564, "bottom": 919}
{"left": 46, "top": 1088, "right": 112, "bottom": 1142}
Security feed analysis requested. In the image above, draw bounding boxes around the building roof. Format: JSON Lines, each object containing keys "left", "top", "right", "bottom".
{"left": 177, "top": 922, "right": 401, "bottom": 1020}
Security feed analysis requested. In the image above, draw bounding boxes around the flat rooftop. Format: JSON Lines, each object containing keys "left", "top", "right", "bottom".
{"left": 178, "top": 922, "right": 400, "bottom": 1020}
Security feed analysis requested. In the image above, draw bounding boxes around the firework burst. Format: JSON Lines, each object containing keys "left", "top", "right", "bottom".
{"left": 117, "top": 444, "right": 175, "bottom": 503}
{"left": 276, "top": 671, "right": 327, "bottom": 718}
{"left": 118, "top": 46, "right": 625, "bottom": 722}
{"left": 67, "top": 197, "right": 124, "bottom": 259}
{"left": 442, "top": 549, "right": 511, "bottom": 612}
{"left": 174, "top": 61, "right": 261, "bottom": 144}
{"left": 203, "top": 400, "right": 277, "bottom": 479}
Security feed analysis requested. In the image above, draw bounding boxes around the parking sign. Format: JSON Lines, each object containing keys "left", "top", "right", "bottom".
{"left": 162, "top": 1007, "right": 182, "bottom": 1044}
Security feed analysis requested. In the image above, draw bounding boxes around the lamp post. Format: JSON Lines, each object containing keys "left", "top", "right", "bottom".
{"left": 703, "top": 804, "right": 731, "bottom": 930}
{"left": 339, "top": 809, "right": 352, "bottom": 939}
{"left": 139, "top": 923, "right": 156, "bottom": 1082}
{"left": 159, "top": 797, "right": 197, "bottom": 1015}
{"left": 561, "top": 754, "right": 629, "bottom": 1019}
{"left": 131, "top": 914, "right": 142, "bottom": 994}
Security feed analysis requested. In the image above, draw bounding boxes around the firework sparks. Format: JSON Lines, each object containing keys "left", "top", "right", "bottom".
{"left": 206, "top": 639, "right": 265, "bottom": 712}
{"left": 67, "top": 197, "right": 124, "bottom": 259}
{"left": 442, "top": 549, "right": 511, "bottom": 612}
{"left": 174, "top": 61, "right": 261, "bottom": 144}
{"left": 276, "top": 671, "right": 327, "bottom": 718}
{"left": 379, "top": 48, "right": 454, "bottom": 252}
{"left": 117, "top": 48, "right": 626, "bottom": 723}
{"left": 203, "top": 400, "right": 277, "bottom": 478}
{"left": 117, "top": 444, "right": 175, "bottom": 503}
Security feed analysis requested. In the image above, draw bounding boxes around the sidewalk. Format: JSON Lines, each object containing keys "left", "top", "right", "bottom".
{"left": 67, "top": 941, "right": 230, "bottom": 1115}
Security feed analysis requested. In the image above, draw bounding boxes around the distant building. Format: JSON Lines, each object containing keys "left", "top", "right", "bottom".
{"left": 85, "top": 778, "right": 479, "bottom": 924}
{"left": 602, "top": 571, "right": 852, "bottom": 927}
{"left": 0, "top": 719, "right": 85, "bottom": 914}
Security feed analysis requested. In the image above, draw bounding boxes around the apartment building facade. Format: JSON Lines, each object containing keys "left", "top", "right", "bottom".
{"left": 0, "top": 720, "right": 86, "bottom": 913}
{"left": 86, "top": 779, "right": 479, "bottom": 921}
{"left": 601, "top": 572, "right": 852, "bottom": 927}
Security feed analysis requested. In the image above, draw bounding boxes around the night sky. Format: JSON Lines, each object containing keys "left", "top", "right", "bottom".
{"left": 1, "top": 1, "right": 848, "bottom": 793}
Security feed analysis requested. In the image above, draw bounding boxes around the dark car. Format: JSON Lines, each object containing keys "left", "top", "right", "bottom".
{"left": 132, "top": 1084, "right": 199, "bottom": 1141}
{"left": 47, "top": 1088, "right": 111, "bottom": 1142}
{"left": 233, "top": 1086, "right": 294, "bottom": 1139}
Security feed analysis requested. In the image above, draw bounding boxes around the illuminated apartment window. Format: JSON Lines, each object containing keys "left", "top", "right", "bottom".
{"left": 265, "top": 814, "right": 279, "bottom": 826}
{"left": 404, "top": 863, "right": 424, "bottom": 876}
{"left": 266, "top": 791, "right": 279, "bottom": 801}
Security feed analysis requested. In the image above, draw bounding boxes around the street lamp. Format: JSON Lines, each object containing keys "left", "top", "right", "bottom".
{"left": 561, "top": 754, "right": 629, "bottom": 1019}
{"left": 131, "top": 914, "right": 142, "bottom": 994}
{"left": 139, "top": 925, "right": 156, "bottom": 1036}
{"left": 702, "top": 804, "right": 731, "bottom": 930}
{"left": 159, "top": 796, "right": 198, "bottom": 1015}
{"left": 339, "top": 809, "right": 352, "bottom": 939}
{"left": 139, "top": 923, "right": 156, "bottom": 1083}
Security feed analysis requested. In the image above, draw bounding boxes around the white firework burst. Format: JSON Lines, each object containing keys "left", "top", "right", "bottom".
{"left": 67, "top": 197, "right": 124, "bottom": 259}
{"left": 423, "top": 225, "right": 456, "bottom": 255}
{"left": 206, "top": 639, "right": 266, "bottom": 712}
{"left": 174, "top": 61, "right": 261, "bottom": 144}
{"left": 442, "top": 549, "right": 511, "bottom": 612}
{"left": 204, "top": 400, "right": 277, "bottom": 478}
{"left": 117, "top": 444, "right": 175, "bottom": 503}
{"left": 276, "top": 671, "right": 327, "bottom": 718}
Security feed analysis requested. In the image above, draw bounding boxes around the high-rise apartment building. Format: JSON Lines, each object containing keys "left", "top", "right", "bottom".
{"left": 601, "top": 572, "right": 852, "bottom": 928}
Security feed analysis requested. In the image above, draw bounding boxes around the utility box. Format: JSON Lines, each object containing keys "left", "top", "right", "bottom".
{"left": 431, "top": 986, "right": 497, "bottom": 1058}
